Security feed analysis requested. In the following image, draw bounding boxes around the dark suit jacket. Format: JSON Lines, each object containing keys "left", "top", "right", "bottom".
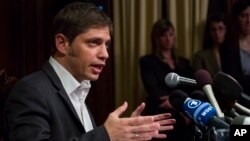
{"left": 139, "top": 54, "right": 195, "bottom": 141}
{"left": 192, "top": 49, "right": 220, "bottom": 77}
{"left": 4, "top": 61, "right": 110, "bottom": 141}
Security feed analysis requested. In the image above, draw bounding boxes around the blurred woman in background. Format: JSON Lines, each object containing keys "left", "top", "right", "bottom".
{"left": 139, "top": 19, "right": 194, "bottom": 141}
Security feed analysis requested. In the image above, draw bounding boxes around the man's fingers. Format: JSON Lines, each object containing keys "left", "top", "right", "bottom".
{"left": 133, "top": 131, "right": 157, "bottom": 140}
{"left": 158, "top": 125, "right": 174, "bottom": 131}
{"left": 111, "top": 101, "right": 128, "bottom": 117}
{"left": 157, "top": 118, "right": 176, "bottom": 126}
{"left": 129, "top": 122, "right": 160, "bottom": 133}
{"left": 131, "top": 130, "right": 168, "bottom": 140}
{"left": 153, "top": 113, "right": 172, "bottom": 121}
{"left": 122, "top": 115, "right": 156, "bottom": 126}
{"left": 130, "top": 102, "right": 145, "bottom": 117}
{"left": 151, "top": 133, "right": 167, "bottom": 139}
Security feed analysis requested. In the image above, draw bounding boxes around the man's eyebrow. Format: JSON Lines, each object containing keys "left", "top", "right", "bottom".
{"left": 86, "top": 37, "right": 106, "bottom": 40}
{"left": 87, "top": 37, "right": 111, "bottom": 41}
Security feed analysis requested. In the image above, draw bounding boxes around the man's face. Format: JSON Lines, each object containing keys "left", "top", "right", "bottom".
{"left": 238, "top": 6, "right": 250, "bottom": 35}
{"left": 210, "top": 21, "right": 226, "bottom": 45}
{"left": 63, "top": 26, "right": 111, "bottom": 82}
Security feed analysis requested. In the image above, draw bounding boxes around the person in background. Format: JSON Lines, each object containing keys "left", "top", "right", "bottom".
{"left": 4, "top": 2, "right": 176, "bottom": 141}
{"left": 192, "top": 13, "right": 228, "bottom": 77}
{"left": 223, "top": 0, "right": 250, "bottom": 108}
{"left": 139, "top": 19, "right": 194, "bottom": 141}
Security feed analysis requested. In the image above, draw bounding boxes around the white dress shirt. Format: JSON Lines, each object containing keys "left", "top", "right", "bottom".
{"left": 49, "top": 56, "right": 93, "bottom": 132}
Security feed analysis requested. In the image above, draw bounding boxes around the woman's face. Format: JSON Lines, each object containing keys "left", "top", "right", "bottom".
{"left": 238, "top": 6, "right": 250, "bottom": 35}
{"left": 210, "top": 21, "right": 227, "bottom": 45}
{"left": 159, "top": 28, "right": 175, "bottom": 50}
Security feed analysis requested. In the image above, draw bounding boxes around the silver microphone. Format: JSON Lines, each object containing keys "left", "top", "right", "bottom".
{"left": 165, "top": 72, "right": 197, "bottom": 88}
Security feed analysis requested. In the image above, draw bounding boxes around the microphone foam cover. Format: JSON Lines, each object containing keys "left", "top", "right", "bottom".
{"left": 213, "top": 72, "right": 242, "bottom": 101}
{"left": 190, "top": 90, "right": 208, "bottom": 102}
{"left": 168, "top": 90, "right": 188, "bottom": 111}
{"left": 212, "top": 72, "right": 241, "bottom": 111}
{"left": 195, "top": 69, "right": 213, "bottom": 87}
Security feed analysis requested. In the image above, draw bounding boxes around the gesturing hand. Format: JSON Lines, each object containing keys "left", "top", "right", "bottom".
{"left": 104, "top": 102, "right": 175, "bottom": 141}
{"left": 131, "top": 102, "right": 176, "bottom": 139}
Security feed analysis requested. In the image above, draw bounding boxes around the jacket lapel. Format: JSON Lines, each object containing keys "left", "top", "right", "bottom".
{"left": 41, "top": 61, "right": 84, "bottom": 128}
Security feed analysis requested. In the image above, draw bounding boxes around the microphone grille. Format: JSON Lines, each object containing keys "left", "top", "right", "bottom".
{"left": 165, "top": 73, "right": 179, "bottom": 88}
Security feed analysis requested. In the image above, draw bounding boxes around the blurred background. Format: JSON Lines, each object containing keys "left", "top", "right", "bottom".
{"left": 0, "top": 0, "right": 239, "bottom": 128}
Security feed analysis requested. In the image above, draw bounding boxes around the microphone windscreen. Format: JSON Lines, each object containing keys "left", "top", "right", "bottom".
{"left": 213, "top": 72, "right": 242, "bottom": 101}
{"left": 190, "top": 90, "right": 208, "bottom": 102}
{"left": 195, "top": 69, "right": 212, "bottom": 87}
{"left": 168, "top": 90, "right": 188, "bottom": 111}
{"left": 212, "top": 72, "right": 241, "bottom": 111}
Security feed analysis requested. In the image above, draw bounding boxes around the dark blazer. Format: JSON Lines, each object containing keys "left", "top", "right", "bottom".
{"left": 192, "top": 49, "right": 220, "bottom": 77}
{"left": 140, "top": 55, "right": 194, "bottom": 114}
{"left": 4, "top": 61, "right": 110, "bottom": 141}
{"left": 139, "top": 54, "right": 195, "bottom": 141}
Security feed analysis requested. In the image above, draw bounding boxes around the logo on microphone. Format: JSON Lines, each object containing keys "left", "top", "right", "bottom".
{"left": 183, "top": 98, "right": 217, "bottom": 126}
{"left": 187, "top": 99, "right": 201, "bottom": 108}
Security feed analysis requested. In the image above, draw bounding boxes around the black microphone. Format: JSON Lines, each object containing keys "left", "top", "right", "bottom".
{"left": 165, "top": 72, "right": 197, "bottom": 88}
{"left": 212, "top": 72, "right": 250, "bottom": 116}
{"left": 190, "top": 90, "right": 208, "bottom": 102}
{"left": 213, "top": 71, "right": 250, "bottom": 109}
{"left": 195, "top": 69, "right": 224, "bottom": 118}
{"left": 168, "top": 90, "right": 229, "bottom": 129}
{"left": 213, "top": 72, "right": 242, "bottom": 102}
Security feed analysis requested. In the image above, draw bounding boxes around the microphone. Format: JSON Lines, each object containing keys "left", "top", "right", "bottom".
{"left": 195, "top": 69, "right": 224, "bottom": 118}
{"left": 212, "top": 72, "right": 250, "bottom": 116}
{"left": 165, "top": 72, "right": 197, "bottom": 88}
{"left": 231, "top": 116, "right": 250, "bottom": 125}
{"left": 168, "top": 90, "right": 229, "bottom": 129}
{"left": 189, "top": 89, "right": 238, "bottom": 121}
{"left": 213, "top": 72, "right": 250, "bottom": 109}
{"left": 234, "top": 103, "right": 250, "bottom": 116}
{"left": 190, "top": 90, "right": 208, "bottom": 102}
{"left": 213, "top": 72, "right": 242, "bottom": 103}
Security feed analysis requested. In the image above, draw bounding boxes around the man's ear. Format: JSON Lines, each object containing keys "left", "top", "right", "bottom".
{"left": 55, "top": 34, "right": 68, "bottom": 54}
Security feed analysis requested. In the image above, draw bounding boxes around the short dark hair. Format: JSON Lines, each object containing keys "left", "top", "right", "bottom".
{"left": 203, "top": 13, "right": 228, "bottom": 49}
{"left": 231, "top": 0, "right": 250, "bottom": 19}
{"left": 207, "top": 13, "right": 227, "bottom": 28}
{"left": 51, "top": 2, "right": 113, "bottom": 54}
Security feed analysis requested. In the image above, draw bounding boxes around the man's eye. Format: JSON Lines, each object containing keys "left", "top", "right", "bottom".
{"left": 88, "top": 40, "right": 99, "bottom": 46}
{"left": 106, "top": 42, "right": 111, "bottom": 49}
